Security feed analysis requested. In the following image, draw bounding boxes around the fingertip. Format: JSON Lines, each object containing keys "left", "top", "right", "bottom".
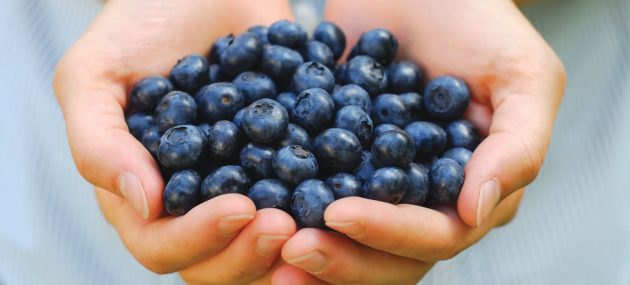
{"left": 281, "top": 228, "right": 325, "bottom": 262}
{"left": 323, "top": 197, "right": 371, "bottom": 222}
{"left": 255, "top": 208, "right": 298, "bottom": 236}
{"left": 272, "top": 264, "right": 327, "bottom": 285}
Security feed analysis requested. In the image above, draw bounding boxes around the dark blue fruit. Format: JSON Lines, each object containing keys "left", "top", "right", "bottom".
{"left": 275, "top": 92, "right": 297, "bottom": 116}
{"left": 313, "top": 21, "right": 346, "bottom": 61}
{"left": 424, "top": 76, "right": 470, "bottom": 121}
{"left": 346, "top": 55, "right": 387, "bottom": 96}
{"left": 387, "top": 61, "right": 422, "bottom": 93}
{"left": 354, "top": 151, "right": 377, "bottom": 183}
{"left": 272, "top": 145, "right": 318, "bottom": 185}
{"left": 442, "top": 147, "right": 472, "bottom": 167}
{"left": 195, "top": 82, "right": 245, "bottom": 123}
{"left": 446, "top": 120, "right": 479, "bottom": 150}
{"left": 141, "top": 125, "right": 162, "bottom": 158}
{"left": 400, "top": 92, "right": 424, "bottom": 121}
{"left": 126, "top": 111, "right": 155, "bottom": 139}
{"left": 260, "top": 45, "right": 304, "bottom": 79}
{"left": 278, "top": 123, "right": 313, "bottom": 150}
{"left": 220, "top": 32, "right": 262, "bottom": 76}
{"left": 404, "top": 121, "right": 447, "bottom": 160}
{"left": 292, "top": 62, "right": 335, "bottom": 94}
{"left": 400, "top": 163, "right": 430, "bottom": 206}
{"left": 233, "top": 71, "right": 277, "bottom": 104}
{"left": 302, "top": 41, "right": 334, "bottom": 69}
{"left": 362, "top": 167, "right": 409, "bottom": 204}
{"left": 163, "top": 170, "right": 201, "bottom": 216}
{"left": 169, "top": 54, "right": 209, "bottom": 93}
{"left": 356, "top": 28, "right": 398, "bottom": 65}
{"left": 334, "top": 105, "right": 373, "bottom": 146}
{"left": 208, "top": 120, "right": 241, "bottom": 160}
{"left": 242, "top": 98, "right": 289, "bottom": 143}
{"left": 268, "top": 20, "right": 307, "bottom": 49}
{"left": 371, "top": 94, "right": 410, "bottom": 127}
{"left": 248, "top": 179, "right": 290, "bottom": 210}
{"left": 371, "top": 124, "right": 402, "bottom": 144}
{"left": 155, "top": 91, "right": 197, "bottom": 132}
{"left": 201, "top": 165, "right": 251, "bottom": 201}
{"left": 247, "top": 25, "right": 269, "bottom": 45}
{"left": 232, "top": 107, "right": 247, "bottom": 129}
{"left": 292, "top": 88, "right": 335, "bottom": 133}
{"left": 331, "top": 84, "right": 372, "bottom": 113}
{"left": 291, "top": 179, "right": 335, "bottom": 228}
{"left": 371, "top": 129, "right": 416, "bottom": 168}
{"left": 334, "top": 63, "right": 348, "bottom": 85}
{"left": 239, "top": 143, "right": 275, "bottom": 179}
{"left": 210, "top": 34, "right": 234, "bottom": 64}
{"left": 429, "top": 158, "right": 464, "bottom": 204}
{"left": 158, "top": 125, "right": 205, "bottom": 169}
{"left": 313, "top": 128, "right": 362, "bottom": 173}
{"left": 197, "top": 123, "right": 212, "bottom": 141}
{"left": 208, "top": 64, "right": 224, "bottom": 84}
{"left": 325, "top": 173, "right": 362, "bottom": 199}
{"left": 130, "top": 76, "right": 174, "bottom": 111}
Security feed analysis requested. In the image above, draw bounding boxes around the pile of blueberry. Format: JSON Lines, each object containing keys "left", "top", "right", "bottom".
{"left": 126, "top": 20, "right": 480, "bottom": 228}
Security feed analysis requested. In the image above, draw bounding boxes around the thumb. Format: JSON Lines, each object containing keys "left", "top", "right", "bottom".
{"left": 54, "top": 54, "right": 164, "bottom": 220}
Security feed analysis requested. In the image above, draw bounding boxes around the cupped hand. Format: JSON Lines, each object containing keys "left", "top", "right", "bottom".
{"left": 274, "top": 1, "right": 566, "bottom": 284}
{"left": 54, "top": 0, "right": 297, "bottom": 283}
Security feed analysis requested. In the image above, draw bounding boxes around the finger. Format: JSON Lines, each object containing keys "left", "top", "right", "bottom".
{"left": 180, "top": 208, "right": 297, "bottom": 285}
{"left": 96, "top": 188, "right": 256, "bottom": 273}
{"left": 281, "top": 229, "right": 426, "bottom": 285}
{"left": 324, "top": 195, "right": 521, "bottom": 262}
{"left": 273, "top": 264, "right": 332, "bottom": 285}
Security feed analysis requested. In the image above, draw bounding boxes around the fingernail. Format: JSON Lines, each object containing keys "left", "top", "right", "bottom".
{"left": 117, "top": 171, "right": 149, "bottom": 219}
{"left": 477, "top": 179, "right": 501, "bottom": 227}
{"left": 256, "top": 235, "right": 290, "bottom": 256}
{"left": 325, "top": 221, "right": 365, "bottom": 238}
{"left": 286, "top": 251, "right": 327, "bottom": 274}
{"left": 217, "top": 214, "right": 254, "bottom": 236}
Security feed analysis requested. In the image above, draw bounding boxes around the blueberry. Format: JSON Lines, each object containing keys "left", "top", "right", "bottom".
{"left": 248, "top": 179, "right": 290, "bottom": 210}
{"left": 346, "top": 55, "right": 387, "bottom": 96}
{"left": 326, "top": 173, "right": 362, "bottom": 199}
{"left": 334, "top": 105, "right": 373, "bottom": 146}
{"left": 201, "top": 165, "right": 251, "bottom": 201}
{"left": 272, "top": 145, "right": 318, "bottom": 185}
{"left": 424, "top": 76, "right": 470, "bottom": 121}
{"left": 302, "top": 41, "right": 335, "bottom": 69}
{"left": 163, "top": 170, "right": 201, "bottom": 216}
{"left": 400, "top": 92, "right": 425, "bottom": 121}
{"left": 400, "top": 163, "right": 430, "bottom": 206}
{"left": 442, "top": 147, "right": 472, "bottom": 167}
{"left": 387, "top": 61, "right": 422, "bottom": 93}
{"left": 362, "top": 167, "right": 409, "bottom": 204}
{"left": 169, "top": 54, "right": 210, "bottom": 93}
{"left": 292, "top": 62, "right": 335, "bottom": 94}
{"left": 292, "top": 88, "right": 335, "bottom": 133}
{"left": 242, "top": 99, "right": 289, "bottom": 143}
{"left": 268, "top": 20, "right": 307, "bottom": 49}
{"left": 371, "top": 94, "right": 410, "bottom": 127}
{"left": 141, "top": 125, "right": 162, "bottom": 158}
{"left": 239, "top": 143, "right": 275, "bottom": 179}
{"left": 158, "top": 125, "right": 205, "bottom": 169}
{"left": 233, "top": 71, "right": 277, "bottom": 104}
{"left": 404, "top": 121, "right": 447, "bottom": 160}
{"left": 197, "top": 123, "right": 212, "bottom": 141}
{"left": 354, "top": 151, "right": 377, "bottom": 183}
{"left": 208, "top": 64, "right": 224, "bottom": 84}
{"left": 195, "top": 83, "right": 245, "bottom": 123}
{"left": 334, "top": 63, "right": 348, "bottom": 85}
{"left": 371, "top": 124, "right": 402, "bottom": 144}
{"left": 210, "top": 35, "right": 234, "bottom": 64}
{"left": 232, "top": 107, "right": 247, "bottom": 129}
{"left": 313, "top": 128, "right": 363, "bottom": 173}
{"left": 260, "top": 45, "right": 304, "bottom": 79}
{"left": 371, "top": 129, "right": 416, "bottom": 168}
{"left": 130, "top": 76, "right": 174, "bottom": 111}
{"left": 278, "top": 123, "right": 313, "bottom": 150}
{"left": 429, "top": 158, "right": 464, "bottom": 205}
{"left": 247, "top": 25, "right": 270, "bottom": 45}
{"left": 208, "top": 120, "right": 242, "bottom": 160}
{"left": 220, "top": 32, "right": 262, "bottom": 76}
{"left": 446, "top": 120, "right": 479, "bottom": 150}
{"left": 347, "top": 45, "right": 359, "bottom": 61}
{"left": 276, "top": 92, "right": 297, "bottom": 116}
{"left": 331, "top": 84, "right": 372, "bottom": 113}
{"left": 291, "top": 179, "right": 335, "bottom": 228}
{"left": 126, "top": 111, "right": 155, "bottom": 139}
{"left": 356, "top": 28, "right": 398, "bottom": 65}
{"left": 155, "top": 91, "right": 197, "bottom": 132}
{"left": 313, "top": 21, "right": 346, "bottom": 61}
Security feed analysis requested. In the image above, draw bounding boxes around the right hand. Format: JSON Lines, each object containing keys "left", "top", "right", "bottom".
{"left": 53, "top": 0, "right": 296, "bottom": 283}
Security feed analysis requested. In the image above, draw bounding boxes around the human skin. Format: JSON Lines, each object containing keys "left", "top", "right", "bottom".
{"left": 271, "top": 1, "right": 566, "bottom": 284}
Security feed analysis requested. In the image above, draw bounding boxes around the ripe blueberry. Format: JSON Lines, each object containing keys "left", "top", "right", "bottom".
{"left": 291, "top": 179, "right": 335, "bottom": 228}
{"left": 313, "top": 21, "right": 346, "bottom": 61}
{"left": 424, "top": 76, "right": 470, "bottom": 121}
{"left": 169, "top": 54, "right": 209, "bottom": 93}
{"left": 346, "top": 55, "right": 387, "bottom": 96}
{"left": 400, "top": 163, "right": 430, "bottom": 206}
{"left": 429, "top": 158, "right": 464, "bottom": 205}
{"left": 292, "top": 61, "right": 335, "bottom": 94}
{"left": 356, "top": 28, "right": 398, "bottom": 65}
{"left": 163, "top": 169, "right": 201, "bottom": 216}
{"left": 292, "top": 88, "right": 335, "bottom": 133}
{"left": 404, "top": 121, "right": 447, "bottom": 160}
{"left": 239, "top": 143, "right": 275, "bottom": 180}
{"left": 248, "top": 179, "right": 291, "bottom": 210}
{"left": 130, "top": 76, "right": 174, "bottom": 111}
{"left": 371, "top": 94, "right": 411, "bottom": 127}
{"left": 260, "top": 45, "right": 304, "bottom": 79}
{"left": 233, "top": 71, "right": 277, "bottom": 104}
{"left": 195, "top": 82, "right": 245, "bottom": 123}
{"left": 201, "top": 165, "right": 251, "bottom": 200}
{"left": 220, "top": 32, "right": 262, "bottom": 76}
{"left": 325, "top": 173, "right": 362, "bottom": 199}
{"left": 268, "top": 20, "right": 307, "bottom": 49}
{"left": 331, "top": 84, "right": 372, "bottom": 113}
{"left": 158, "top": 125, "right": 206, "bottom": 169}
{"left": 272, "top": 145, "right": 318, "bottom": 185}
{"left": 363, "top": 167, "right": 409, "bottom": 204}
{"left": 334, "top": 105, "right": 373, "bottom": 146}
{"left": 242, "top": 98, "right": 289, "bottom": 143}
{"left": 371, "top": 129, "right": 416, "bottom": 168}
{"left": 313, "top": 128, "right": 363, "bottom": 173}
{"left": 446, "top": 120, "right": 479, "bottom": 150}
{"left": 155, "top": 91, "right": 197, "bottom": 132}
{"left": 208, "top": 120, "right": 242, "bottom": 160}
{"left": 442, "top": 147, "right": 472, "bottom": 167}
{"left": 387, "top": 61, "right": 422, "bottom": 93}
